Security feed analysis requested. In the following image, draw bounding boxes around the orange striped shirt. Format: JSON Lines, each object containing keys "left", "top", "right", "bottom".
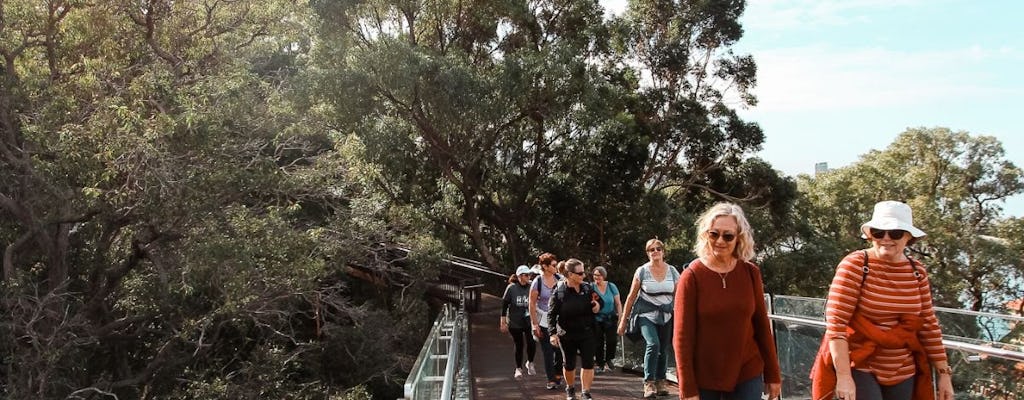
{"left": 825, "top": 251, "right": 948, "bottom": 385}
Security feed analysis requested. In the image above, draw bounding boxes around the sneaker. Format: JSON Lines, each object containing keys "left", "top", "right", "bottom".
{"left": 643, "top": 381, "right": 657, "bottom": 399}
{"left": 655, "top": 379, "right": 669, "bottom": 396}
{"left": 525, "top": 361, "right": 536, "bottom": 375}
{"left": 565, "top": 386, "right": 577, "bottom": 400}
{"left": 581, "top": 391, "right": 593, "bottom": 400}
{"left": 546, "top": 381, "right": 558, "bottom": 390}
{"left": 513, "top": 368, "right": 524, "bottom": 379}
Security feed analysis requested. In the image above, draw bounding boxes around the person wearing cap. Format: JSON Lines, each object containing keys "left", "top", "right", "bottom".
{"left": 502, "top": 264, "right": 537, "bottom": 379}
{"left": 812, "top": 200, "right": 954, "bottom": 400}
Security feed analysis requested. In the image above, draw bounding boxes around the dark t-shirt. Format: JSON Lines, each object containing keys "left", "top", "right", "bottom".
{"left": 501, "top": 282, "right": 532, "bottom": 330}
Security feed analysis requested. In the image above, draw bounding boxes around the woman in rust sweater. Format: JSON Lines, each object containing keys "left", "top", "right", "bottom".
{"left": 672, "top": 202, "right": 781, "bottom": 400}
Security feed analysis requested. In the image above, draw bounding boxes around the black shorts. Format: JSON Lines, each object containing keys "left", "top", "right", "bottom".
{"left": 559, "top": 334, "right": 595, "bottom": 370}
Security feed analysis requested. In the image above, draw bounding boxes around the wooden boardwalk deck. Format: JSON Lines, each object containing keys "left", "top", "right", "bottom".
{"left": 468, "top": 294, "right": 679, "bottom": 400}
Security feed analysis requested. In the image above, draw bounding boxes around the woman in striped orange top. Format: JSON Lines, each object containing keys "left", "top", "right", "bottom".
{"left": 816, "top": 201, "right": 954, "bottom": 400}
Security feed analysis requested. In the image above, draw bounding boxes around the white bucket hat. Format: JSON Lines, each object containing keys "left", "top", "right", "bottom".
{"left": 860, "top": 200, "right": 926, "bottom": 238}
{"left": 515, "top": 265, "right": 532, "bottom": 275}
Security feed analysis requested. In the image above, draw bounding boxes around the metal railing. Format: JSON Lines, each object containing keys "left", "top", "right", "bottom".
{"left": 615, "top": 294, "right": 1024, "bottom": 399}
{"left": 401, "top": 302, "right": 467, "bottom": 400}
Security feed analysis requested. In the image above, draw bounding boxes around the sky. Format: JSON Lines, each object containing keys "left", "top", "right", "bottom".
{"left": 601, "top": 0, "right": 1024, "bottom": 217}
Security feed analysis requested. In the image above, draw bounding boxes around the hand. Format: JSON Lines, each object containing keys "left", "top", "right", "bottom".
{"left": 532, "top": 325, "right": 542, "bottom": 338}
{"left": 764, "top": 382, "right": 781, "bottom": 400}
{"left": 549, "top": 335, "right": 560, "bottom": 347}
{"left": 936, "top": 374, "right": 954, "bottom": 400}
{"left": 835, "top": 375, "right": 855, "bottom": 400}
{"left": 616, "top": 323, "right": 625, "bottom": 336}
{"left": 591, "top": 300, "right": 600, "bottom": 313}
{"left": 499, "top": 322, "right": 508, "bottom": 334}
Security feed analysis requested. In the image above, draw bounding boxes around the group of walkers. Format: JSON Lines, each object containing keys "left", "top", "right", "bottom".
{"left": 501, "top": 201, "right": 956, "bottom": 400}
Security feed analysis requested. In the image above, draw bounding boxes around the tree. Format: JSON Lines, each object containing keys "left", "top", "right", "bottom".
{"left": 770, "top": 127, "right": 1024, "bottom": 310}
{"left": 1, "top": 1, "right": 431, "bottom": 398}
{"left": 311, "top": 0, "right": 795, "bottom": 274}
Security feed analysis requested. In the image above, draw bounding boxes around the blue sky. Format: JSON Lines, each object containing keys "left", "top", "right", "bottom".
{"left": 602, "top": 0, "right": 1024, "bottom": 217}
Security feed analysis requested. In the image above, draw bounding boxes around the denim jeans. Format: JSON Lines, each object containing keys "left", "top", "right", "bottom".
{"left": 638, "top": 317, "right": 672, "bottom": 381}
{"left": 698, "top": 374, "right": 763, "bottom": 400}
{"left": 852, "top": 369, "right": 915, "bottom": 400}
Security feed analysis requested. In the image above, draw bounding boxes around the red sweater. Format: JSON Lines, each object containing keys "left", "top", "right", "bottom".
{"left": 673, "top": 260, "right": 781, "bottom": 398}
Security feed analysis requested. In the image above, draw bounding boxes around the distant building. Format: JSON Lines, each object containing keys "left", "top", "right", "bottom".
{"left": 814, "top": 162, "right": 829, "bottom": 175}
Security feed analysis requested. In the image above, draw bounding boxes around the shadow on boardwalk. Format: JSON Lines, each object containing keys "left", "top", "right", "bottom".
{"left": 469, "top": 294, "right": 678, "bottom": 400}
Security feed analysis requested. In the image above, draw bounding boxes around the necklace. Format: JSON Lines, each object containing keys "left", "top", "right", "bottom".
{"left": 705, "top": 258, "right": 735, "bottom": 288}
{"left": 717, "top": 270, "right": 729, "bottom": 288}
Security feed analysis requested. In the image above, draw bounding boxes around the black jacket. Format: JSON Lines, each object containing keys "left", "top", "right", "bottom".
{"left": 547, "top": 281, "right": 602, "bottom": 339}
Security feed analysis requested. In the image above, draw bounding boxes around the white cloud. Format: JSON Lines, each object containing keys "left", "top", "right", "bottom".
{"left": 745, "top": 45, "right": 1021, "bottom": 113}
{"left": 743, "top": 0, "right": 924, "bottom": 31}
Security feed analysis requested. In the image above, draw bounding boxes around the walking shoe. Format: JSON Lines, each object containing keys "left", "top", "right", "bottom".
{"left": 580, "top": 390, "right": 593, "bottom": 400}
{"left": 643, "top": 381, "right": 657, "bottom": 399}
{"left": 525, "top": 361, "right": 536, "bottom": 375}
{"left": 655, "top": 379, "right": 669, "bottom": 396}
{"left": 594, "top": 365, "right": 605, "bottom": 374}
{"left": 546, "top": 381, "right": 558, "bottom": 390}
{"left": 513, "top": 368, "right": 524, "bottom": 379}
{"left": 565, "top": 386, "right": 577, "bottom": 400}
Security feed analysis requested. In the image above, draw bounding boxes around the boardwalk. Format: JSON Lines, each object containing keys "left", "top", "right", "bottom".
{"left": 469, "top": 294, "right": 679, "bottom": 400}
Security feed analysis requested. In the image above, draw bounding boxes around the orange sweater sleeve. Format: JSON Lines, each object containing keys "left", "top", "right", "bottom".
{"left": 673, "top": 266, "right": 700, "bottom": 397}
{"left": 825, "top": 252, "right": 866, "bottom": 340}
{"left": 750, "top": 264, "right": 782, "bottom": 383}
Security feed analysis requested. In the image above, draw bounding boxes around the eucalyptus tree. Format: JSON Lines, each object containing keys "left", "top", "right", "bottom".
{"left": 311, "top": 0, "right": 795, "bottom": 272}
{"left": 0, "top": 1, "right": 421, "bottom": 398}
{"left": 310, "top": 0, "right": 624, "bottom": 270}
{"left": 786, "top": 128, "right": 1024, "bottom": 311}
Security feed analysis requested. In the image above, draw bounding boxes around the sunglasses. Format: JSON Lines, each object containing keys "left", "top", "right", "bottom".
{"left": 869, "top": 228, "right": 907, "bottom": 240}
{"left": 647, "top": 246, "right": 663, "bottom": 253}
{"left": 569, "top": 270, "right": 586, "bottom": 276}
{"left": 707, "top": 231, "right": 736, "bottom": 242}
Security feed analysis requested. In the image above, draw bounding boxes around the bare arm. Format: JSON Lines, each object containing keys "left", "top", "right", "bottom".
{"left": 617, "top": 275, "right": 642, "bottom": 335}
{"left": 528, "top": 281, "right": 541, "bottom": 337}
{"left": 829, "top": 338, "right": 854, "bottom": 400}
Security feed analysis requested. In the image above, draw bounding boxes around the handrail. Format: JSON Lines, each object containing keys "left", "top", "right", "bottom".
{"left": 769, "top": 314, "right": 1024, "bottom": 362}
{"left": 439, "top": 306, "right": 463, "bottom": 400}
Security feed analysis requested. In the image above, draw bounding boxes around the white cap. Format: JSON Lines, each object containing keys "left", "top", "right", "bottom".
{"left": 515, "top": 265, "right": 532, "bottom": 275}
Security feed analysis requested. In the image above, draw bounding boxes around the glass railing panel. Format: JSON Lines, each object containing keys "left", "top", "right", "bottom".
{"left": 932, "top": 307, "right": 1024, "bottom": 356}
{"left": 404, "top": 304, "right": 462, "bottom": 400}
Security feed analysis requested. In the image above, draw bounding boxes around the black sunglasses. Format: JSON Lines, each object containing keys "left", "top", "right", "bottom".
{"left": 869, "top": 228, "right": 907, "bottom": 240}
{"left": 647, "top": 246, "right": 663, "bottom": 253}
{"left": 707, "top": 231, "right": 736, "bottom": 242}
{"left": 569, "top": 270, "right": 586, "bottom": 276}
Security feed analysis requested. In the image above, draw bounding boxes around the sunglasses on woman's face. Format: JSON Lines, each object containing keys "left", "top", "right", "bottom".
{"left": 707, "top": 231, "right": 736, "bottom": 242}
{"left": 647, "top": 246, "right": 663, "bottom": 253}
{"left": 869, "top": 228, "right": 907, "bottom": 240}
{"left": 570, "top": 270, "right": 586, "bottom": 276}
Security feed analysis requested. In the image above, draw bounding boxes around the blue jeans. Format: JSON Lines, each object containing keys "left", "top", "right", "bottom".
{"left": 852, "top": 369, "right": 915, "bottom": 400}
{"left": 698, "top": 374, "right": 763, "bottom": 400}
{"left": 536, "top": 329, "right": 563, "bottom": 381}
{"left": 638, "top": 317, "right": 672, "bottom": 382}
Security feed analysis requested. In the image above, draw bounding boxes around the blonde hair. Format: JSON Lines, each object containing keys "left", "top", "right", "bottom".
{"left": 645, "top": 238, "right": 664, "bottom": 253}
{"left": 693, "top": 202, "right": 756, "bottom": 261}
